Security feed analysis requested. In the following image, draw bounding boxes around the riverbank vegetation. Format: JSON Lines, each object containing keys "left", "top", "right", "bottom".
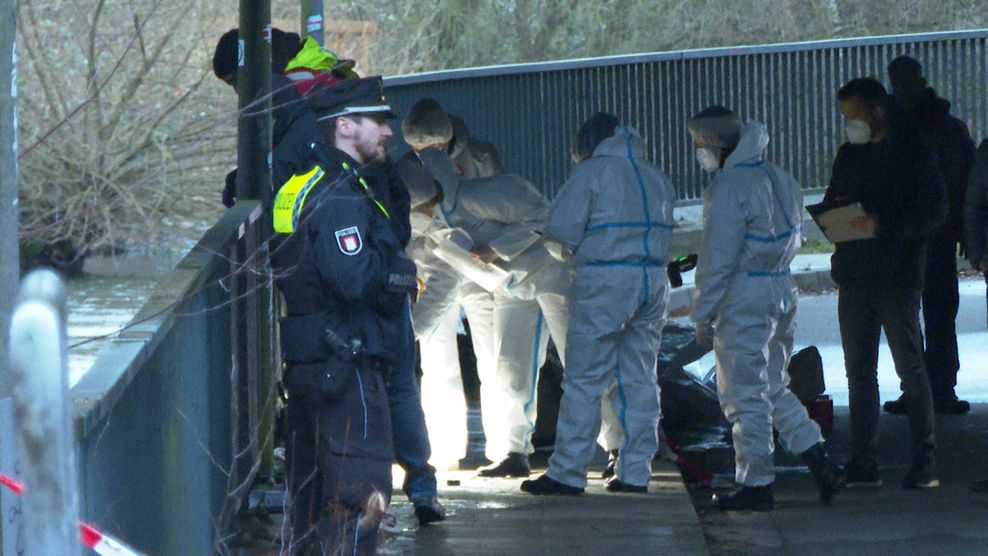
{"left": 15, "top": 0, "right": 986, "bottom": 272}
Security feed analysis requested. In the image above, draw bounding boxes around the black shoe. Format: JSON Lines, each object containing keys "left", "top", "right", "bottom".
{"left": 478, "top": 452, "right": 531, "bottom": 478}
{"left": 883, "top": 395, "right": 908, "bottom": 415}
{"left": 902, "top": 458, "right": 939, "bottom": 489}
{"left": 601, "top": 450, "right": 619, "bottom": 480}
{"left": 885, "top": 392, "right": 971, "bottom": 416}
{"left": 969, "top": 478, "right": 988, "bottom": 492}
{"left": 712, "top": 485, "right": 774, "bottom": 512}
{"left": 800, "top": 443, "right": 845, "bottom": 504}
{"left": 458, "top": 455, "right": 493, "bottom": 471}
{"left": 605, "top": 478, "right": 647, "bottom": 494}
{"left": 934, "top": 393, "right": 970, "bottom": 415}
{"left": 844, "top": 457, "right": 882, "bottom": 489}
{"left": 411, "top": 496, "right": 446, "bottom": 526}
{"left": 520, "top": 474, "right": 584, "bottom": 496}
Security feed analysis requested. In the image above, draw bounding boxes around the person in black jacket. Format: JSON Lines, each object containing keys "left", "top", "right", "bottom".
{"left": 826, "top": 78, "right": 947, "bottom": 491}
{"left": 883, "top": 55, "right": 976, "bottom": 416}
{"left": 271, "top": 78, "right": 417, "bottom": 555}
{"left": 965, "top": 139, "right": 988, "bottom": 329}
{"left": 212, "top": 28, "right": 325, "bottom": 207}
{"left": 217, "top": 28, "right": 444, "bottom": 526}
{"left": 966, "top": 140, "right": 988, "bottom": 494}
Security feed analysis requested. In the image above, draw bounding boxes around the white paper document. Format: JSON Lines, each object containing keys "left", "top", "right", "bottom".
{"left": 806, "top": 202, "right": 876, "bottom": 243}
{"left": 431, "top": 228, "right": 513, "bottom": 292}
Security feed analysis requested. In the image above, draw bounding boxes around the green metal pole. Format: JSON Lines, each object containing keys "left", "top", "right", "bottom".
{"left": 0, "top": 0, "right": 20, "bottom": 551}
{"left": 300, "top": 0, "right": 325, "bottom": 47}
{"left": 236, "top": 0, "right": 272, "bottom": 206}
{"left": 236, "top": 0, "right": 274, "bottom": 481}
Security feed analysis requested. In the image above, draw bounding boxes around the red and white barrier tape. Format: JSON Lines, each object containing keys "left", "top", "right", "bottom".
{"left": 1, "top": 473, "right": 143, "bottom": 556}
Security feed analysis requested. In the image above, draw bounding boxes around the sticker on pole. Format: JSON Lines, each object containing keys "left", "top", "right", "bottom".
{"left": 262, "top": 25, "right": 272, "bottom": 43}
{"left": 335, "top": 227, "right": 363, "bottom": 256}
{"left": 306, "top": 15, "right": 324, "bottom": 33}
{"left": 237, "top": 39, "right": 244, "bottom": 67}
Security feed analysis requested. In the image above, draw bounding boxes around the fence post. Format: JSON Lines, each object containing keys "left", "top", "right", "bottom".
{"left": 8, "top": 269, "right": 81, "bottom": 556}
{"left": 0, "top": 0, "right": 20, "bottom": 549}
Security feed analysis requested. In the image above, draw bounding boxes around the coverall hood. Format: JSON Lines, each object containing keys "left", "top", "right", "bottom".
{"left": 591, "top": 126, "right": 647, "bottom": 160}
{"left": 723, "top": 121, "right": 770, "bottom": 169}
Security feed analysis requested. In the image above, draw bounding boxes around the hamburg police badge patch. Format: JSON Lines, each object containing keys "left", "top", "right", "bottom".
{"left": 334, "top": 226, "right": 363, "bottom": 256}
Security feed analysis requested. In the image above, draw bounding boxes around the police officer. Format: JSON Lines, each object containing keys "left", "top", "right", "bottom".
{"left": 271, "top": 77, "right": 417, "bottom": 555}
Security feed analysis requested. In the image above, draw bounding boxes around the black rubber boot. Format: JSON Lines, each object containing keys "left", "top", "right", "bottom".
{"left": 801, "top": 443, "right": 845, "bottom": 504}
{"left": 712, "top": 485, "right": 774, "bottom": 512}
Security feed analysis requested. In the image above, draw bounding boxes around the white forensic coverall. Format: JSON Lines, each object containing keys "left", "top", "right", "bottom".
{"left": 418, "top": 148, "right": 571, "bottom": 459}
{"left": 542, "top": 127, "right": 675, "bottom": 489}
{"left": 406, "top": 212, "right": 497, "bottom": 468}
{"left": 400, "top": 131, "right": 502, "bottom": 468}
{"left": 691, "top": 122, "right": 824, "bottom": 487}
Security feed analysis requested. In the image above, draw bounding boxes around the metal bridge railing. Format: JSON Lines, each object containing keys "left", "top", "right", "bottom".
{"left": 384, "top": 29, "right": 988, "bottom": 202}
{"left": 65, "top": 201, "right": 275, "bottom": 555}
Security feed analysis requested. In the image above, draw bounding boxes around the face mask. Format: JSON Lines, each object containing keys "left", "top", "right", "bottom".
{"left": 845, "top": 119, "right": 872, "bottom": 144}
{"left": 695, "top": 148, "right": 721, "bottom": 172}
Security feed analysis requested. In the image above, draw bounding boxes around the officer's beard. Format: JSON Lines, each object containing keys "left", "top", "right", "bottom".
{"left": 354, "top": 128, "right": 388, "bottom": 165}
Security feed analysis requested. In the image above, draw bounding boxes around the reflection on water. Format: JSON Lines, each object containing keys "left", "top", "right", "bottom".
{"left": 67, "top": 275, "right": 159, "bottom": 386}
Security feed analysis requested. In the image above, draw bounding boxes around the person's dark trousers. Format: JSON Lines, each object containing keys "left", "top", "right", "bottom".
{"left": 283, "top": 362, "right": 393, "bottom": 555}
{"left": 283, "top": 370, "right": 323, "bottom": 553}
{"left": 839, "top": 286, "right": 936, "bottom": 463}
{"left": 389, "top": 297, "right": 438, "bottom": 501}
{"left": 921, "top": 233, "right": 961, "bottom": 397}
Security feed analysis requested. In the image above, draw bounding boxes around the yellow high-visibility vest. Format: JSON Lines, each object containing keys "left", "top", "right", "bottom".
{"left": 273, "top": 163, "right": 391, "bottom": 234}
{"left": 273, "top": 165, "right": 325, "bottom": 234}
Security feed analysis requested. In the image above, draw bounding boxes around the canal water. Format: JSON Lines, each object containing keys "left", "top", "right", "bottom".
{"left": 65, "top": 250, "right": 189, "bottom": 386}
{"left": 66, "top": 274, "right": 159, "bottom": 386}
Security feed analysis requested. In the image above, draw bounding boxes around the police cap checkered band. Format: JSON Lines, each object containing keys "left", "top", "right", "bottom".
{"left": 308, "top": 76, "right": 395, "bottom": 121}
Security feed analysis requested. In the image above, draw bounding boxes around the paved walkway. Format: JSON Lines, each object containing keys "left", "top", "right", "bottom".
{"left": 692, "top": 405, "right": 988, "bottom": 556}
{"left": 382, "top": 460, "right": 708, "bottom": 555}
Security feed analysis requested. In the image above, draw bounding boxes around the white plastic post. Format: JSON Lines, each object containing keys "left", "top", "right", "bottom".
{"left": 8, "top": 269, "right": 81, "bottom": 556}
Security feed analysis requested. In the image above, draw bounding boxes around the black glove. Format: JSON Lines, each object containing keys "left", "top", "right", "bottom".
{"left": 222, "top": 168, "right": 237, "bottom": 208}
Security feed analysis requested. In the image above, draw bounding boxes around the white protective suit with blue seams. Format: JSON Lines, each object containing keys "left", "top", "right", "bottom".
{"left": 542, "top": 126, "right": 676, "bottom": 489}
{"left": 691, "top": 121, "right": 823, "bottom": 487}
{"left": 417, "top": 147, "right": 570, "bottom": 459}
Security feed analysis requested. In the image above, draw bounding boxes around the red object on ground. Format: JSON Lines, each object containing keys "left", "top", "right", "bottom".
{"left": 803, "top": 394, "right": 834, "bottom": 434}
{"left": 660, "top": 436, "right": 714, "bottom": 487}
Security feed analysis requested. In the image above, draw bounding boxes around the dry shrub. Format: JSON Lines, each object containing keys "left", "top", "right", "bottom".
{"left": 17, "top": 0, "right": 236, "bottom": 263}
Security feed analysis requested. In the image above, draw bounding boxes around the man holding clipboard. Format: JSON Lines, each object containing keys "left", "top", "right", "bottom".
{"left": 821, "top": 78, "right": 947, "bottom": 491}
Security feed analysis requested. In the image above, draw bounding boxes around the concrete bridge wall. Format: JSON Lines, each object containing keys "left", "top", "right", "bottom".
{"left": 70, "top": 202, "right": 268, "bottom": 555}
